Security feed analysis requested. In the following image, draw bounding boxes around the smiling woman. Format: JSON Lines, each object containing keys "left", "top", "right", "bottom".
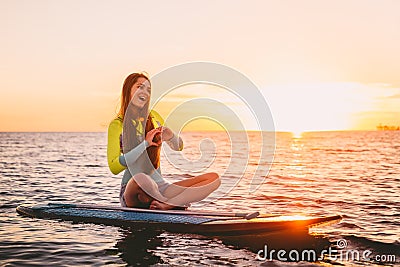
{"left": 107, "top": 72, "right": 220, "bottom": 211}
{"left": 131, "top": 82, "right": 151, "bottom": 107}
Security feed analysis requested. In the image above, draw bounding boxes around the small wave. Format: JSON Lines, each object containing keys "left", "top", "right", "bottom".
{"left": 0, "top": 240, "right": 116, "bottom": 266}
{"left": 267, "top": 175, "right": 315, "bottom": 182}
{"left": 338, "top": 222, "right": 364, "bottom": 229}
{"left": 1, "top": 173, "right": 22, "bottom": 178}
{"left": 255, "top": 194, "right": 295, "bottom": 201}
{"left": 363, "top": 204, "right": 392, "bottom": 210}
{"left": 340, "top": 235, "right": 400, "bottom": 256}
{"left": 48, "top": 159, "right": 65, "bottom": 163}
{"left": 83, "top": 164, "right": 103, "bottom": 168}
{"left": 256, "top": 194, "right": 354, "bottom": 209}
{"left": 0, "top": 203, "right": 18, "bottom": 209}
{"left": 375, "top": 220, "right": 400, "bottom": 227}
{"left": 314, "top": 199, "right": 353, "bottom": 207}
{"left": 310, "top": 148, "right": 371, "bottom": 153}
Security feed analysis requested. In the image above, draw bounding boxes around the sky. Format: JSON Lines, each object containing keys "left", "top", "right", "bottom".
{"left": 1, "top": 0, "right": 400, "bottom": 133}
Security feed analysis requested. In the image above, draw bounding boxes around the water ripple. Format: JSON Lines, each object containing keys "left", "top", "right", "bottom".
{"left": 1, "top": 131, "right": 399, "bottom": 266}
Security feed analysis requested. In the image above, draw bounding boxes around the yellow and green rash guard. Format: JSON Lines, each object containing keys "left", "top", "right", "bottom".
{"left": 107, "top": 110, "right": 182, "bottom": 186}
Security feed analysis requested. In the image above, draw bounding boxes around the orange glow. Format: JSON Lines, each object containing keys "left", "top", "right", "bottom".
{"left": 1, "top": 1, "right": 399, "bottom": 132}
{"left": 264, "top": 82, "right": 400, "bottom": 133}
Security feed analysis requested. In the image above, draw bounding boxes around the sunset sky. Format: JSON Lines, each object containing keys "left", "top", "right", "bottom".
{"left": 1, "top": 0, "right": 400, "bottom": 133}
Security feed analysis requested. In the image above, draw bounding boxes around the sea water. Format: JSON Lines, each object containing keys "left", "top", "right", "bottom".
{"left": 0, "top": 131, "right": 399, "bottom": 266}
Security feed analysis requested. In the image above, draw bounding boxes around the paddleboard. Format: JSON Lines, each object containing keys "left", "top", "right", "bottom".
{"left": 16, "top": 203, "right": 342, "bottom": 236}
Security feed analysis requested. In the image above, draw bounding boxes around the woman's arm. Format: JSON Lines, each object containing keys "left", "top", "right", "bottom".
{"left": 166, "top": 132, "right": 184, "bottom": 151}
{"left": 121, "top": 140, "right": 149, "bottom": 166}
{"left": 150, "top": 110, "right": 183, "bottom": 151}
{"left": 123, "top": 128, "right": 162, "bottom": 171}
{"left": 107, "top": 119, "right": 126, "bottom": 175}
{"left": 108, "top": 118, "right": 162, "bottom": 175}
{"left": 160, "top": 126, "right": 183, "bottom": 151}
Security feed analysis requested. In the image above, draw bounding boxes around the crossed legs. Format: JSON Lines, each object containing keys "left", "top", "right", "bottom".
{"left": 123, "top": 172, "right": 221, "bottom": 210}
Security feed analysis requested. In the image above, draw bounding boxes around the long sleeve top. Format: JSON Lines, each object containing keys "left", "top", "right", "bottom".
{"left": 107, "top": 110, "right": 183, "bottom": 186}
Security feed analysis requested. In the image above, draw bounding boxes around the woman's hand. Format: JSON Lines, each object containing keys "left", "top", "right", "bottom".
{"left": 161, "top": 127, "right": 174, "bottom": 141}
{"left": 145, "top": 128, "right": 162, "bottom": 147}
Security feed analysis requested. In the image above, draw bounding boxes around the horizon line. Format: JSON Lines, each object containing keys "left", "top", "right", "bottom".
{"left": 0, "top": 129, "right": 394, "bottom": 134}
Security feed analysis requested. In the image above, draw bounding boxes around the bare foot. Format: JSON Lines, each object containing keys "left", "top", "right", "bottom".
{"left": 149, "top": 200, "right": 175, "bottom": 210}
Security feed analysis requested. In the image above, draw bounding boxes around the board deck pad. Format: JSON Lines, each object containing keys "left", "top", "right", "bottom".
{"left": 28, "top": 205, "right": 220, "bottom": 224}
{"left": 16, "top": 203, "right": 342, "bottom": 236}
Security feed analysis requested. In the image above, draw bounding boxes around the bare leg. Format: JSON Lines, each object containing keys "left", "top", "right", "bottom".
{"left": 124, "top": 174, "right": 155, "bottom": 208}
{"left": 150, "top": 172, "right": 220, "bottom": 210}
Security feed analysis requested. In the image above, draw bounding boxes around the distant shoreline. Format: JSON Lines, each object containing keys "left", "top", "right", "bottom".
{"left": 376, "top": 124, "right": 400, "bottom": 131}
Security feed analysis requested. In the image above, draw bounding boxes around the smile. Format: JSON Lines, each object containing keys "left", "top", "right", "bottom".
{"left": 138, "top": 94, "right": 147, "bottom": 101}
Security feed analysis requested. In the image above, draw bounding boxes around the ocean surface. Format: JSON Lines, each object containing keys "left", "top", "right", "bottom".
{"left": 0, "top": 131, "right": 399, "bottom": 266}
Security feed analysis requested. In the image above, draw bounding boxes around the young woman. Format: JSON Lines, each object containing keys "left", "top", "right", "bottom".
{"left": 107, "top": 73, "right": 220, "bottom": 210}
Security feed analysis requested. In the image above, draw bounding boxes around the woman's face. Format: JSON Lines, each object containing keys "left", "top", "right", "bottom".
{"left": 130, "top": 77, "right": 151, "bottom": 108}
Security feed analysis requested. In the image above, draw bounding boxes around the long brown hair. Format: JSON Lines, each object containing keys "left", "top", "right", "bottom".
{"left": 118, "top": 73, "right": 149, "bottom": 118}
{"left": 119, "top": 73, "right": 160, "bottom": 170}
